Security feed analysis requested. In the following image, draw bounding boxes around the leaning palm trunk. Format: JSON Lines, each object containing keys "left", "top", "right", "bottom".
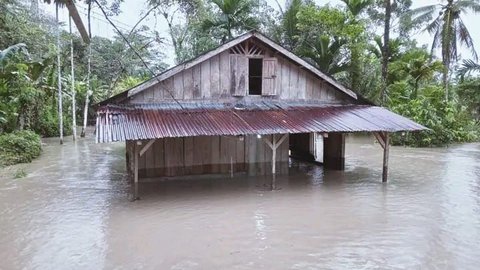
{"left": 56, "top": 4, "right": 63, "bottom": 144}
{"left": 69, "top": 16, "right": 77, "bottom": 140}
{"left": 80, "top": 45, "right": 91, "bottom": 138}
{"left": 81, "top": 1, "right": 92, "bottom": 138}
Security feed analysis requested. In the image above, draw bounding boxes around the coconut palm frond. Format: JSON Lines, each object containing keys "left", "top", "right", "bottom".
{"left": 457, "top": 59, "right": 480, "bottom": 76}
{"left": 456, "top": 18, "right": 478, "bottom": 61}
{"left": 406, "top": 4, "right": 438, "bottom": 17}
{"left": 408, "top": 5, "right": 439, "bottom": 27}
{"left": 425, "top": 15, "right": 442, "bottom": 34}
{"left": 457, "top": 0, "right": 480, "bottom": 13}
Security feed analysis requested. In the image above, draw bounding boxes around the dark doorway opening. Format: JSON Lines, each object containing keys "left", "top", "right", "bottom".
{"left": 249, "top": 58, "right": 262, "bottom": 95}
{"left": 289, "top": 133, "right": 315, "bottom": 162}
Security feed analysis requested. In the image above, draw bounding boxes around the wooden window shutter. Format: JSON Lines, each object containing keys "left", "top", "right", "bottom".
{"left": 230, "top": 54, "right": 248, "bottom": 96}
{"left": 262, "top": 58, "right": 277, "bottom": 95}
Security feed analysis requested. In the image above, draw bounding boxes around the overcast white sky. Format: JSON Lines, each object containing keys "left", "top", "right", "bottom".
{"left": 39, "top": 0, "right": 479, "bottom": 66}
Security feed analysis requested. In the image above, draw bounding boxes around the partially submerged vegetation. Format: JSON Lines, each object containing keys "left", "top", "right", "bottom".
{"left": 0, "top": 130, "right": 41, "bottom": 167}
{"left": 1, "top": 0, "right": 480, "bottom": 165}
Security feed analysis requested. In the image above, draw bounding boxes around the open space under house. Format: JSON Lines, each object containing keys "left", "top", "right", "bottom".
{"left": 95, "top": 31, "right": 426, "bottom": 200}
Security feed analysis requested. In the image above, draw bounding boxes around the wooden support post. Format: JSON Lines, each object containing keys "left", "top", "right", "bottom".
{"left": 262, "top": 134, "right": 288, "bottom": 190}
{"left": 374, "top": 132, "right": 390, "bottom": 183}
{"left": 133, "top": 141, "right": 140, "bottom": 201}
{"left": 382, "top": 133, "right": 390, "bottom": 183}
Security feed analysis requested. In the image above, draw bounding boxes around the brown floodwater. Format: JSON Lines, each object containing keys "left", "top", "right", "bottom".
{"left": 1, "top": 134, "right": 479, "bottom": 269}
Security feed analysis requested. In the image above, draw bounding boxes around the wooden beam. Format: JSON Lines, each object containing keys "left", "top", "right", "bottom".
{"left": 276, "top": 134, "right": 288, "bottom": 148}
{"left": 382, "top": 133, "right": 390, "bottom": 183}
{"left": 133, "top": 142, "right": 140, "bottom": 200}
{"left": 65, "top": 0, "right": 90, "bottom": 44}
{"left": 139, "top": 139, "right": 155, "bottom": 157}
{"left": 373, "top": 132, "right": 385, "bottom": 149}
{"left": 262, "top": 136, "right": 274, "bottom": 150}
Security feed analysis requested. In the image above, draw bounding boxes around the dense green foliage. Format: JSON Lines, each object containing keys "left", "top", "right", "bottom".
{"left": 0, "top": 130, "right": 41, "bottom": 166}
{"left": 1, "top": 0, "right": 480, "bottom": 167}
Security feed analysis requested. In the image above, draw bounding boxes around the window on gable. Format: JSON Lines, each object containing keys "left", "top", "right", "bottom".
{"left": 248, "top": 58, "right": 263, "bottom": 95}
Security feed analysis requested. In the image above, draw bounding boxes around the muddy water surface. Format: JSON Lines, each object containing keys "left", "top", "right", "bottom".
{"left": 1, "top": 135, "right": 480, "bottom": 269}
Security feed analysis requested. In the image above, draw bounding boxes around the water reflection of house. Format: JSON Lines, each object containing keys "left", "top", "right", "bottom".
{"left": 95, "top": 31, "right": 426, "bottom": 199}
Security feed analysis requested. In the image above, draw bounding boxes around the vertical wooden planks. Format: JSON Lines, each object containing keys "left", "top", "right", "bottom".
{"left": 236, "top": 137, "right": 245, "bottom": 172}
{"left": 144, "top": 87, "right": 154, "bottom": 102}
{"left": 183, "top": 68, "right": 194, "bottom": 100}
{"left": 288, "top": 64, "right": 299, "bottom": 99}
{"left": 201, "top": 60, "right": 211, "bottom": 98}
{"left": 219, "top": 51, "right": 231, "bottom": 98}
{"left": 153, "top": 82, "right": 164, "bottom": 101}
{"left": 246, "top": 135, "right": 257, "bottom": 175}
{"left": 228, "top": 136, "right": 237, "bottom": 174}
{"left": 210, "top": 55, "right": 221, "bottom": 98}
{"left": 210, "top": 136, "right": 220, "bottom": 173}
{"left": 219, "top": 136, "right": 230, "bottom": 173}
{"left": 280, "top": 60, "right": 290, "bottom": 99}
{"left": 262, "top": 58, "right": 277, "bottom": 95}
{"left": 298, "top": 69, "right": 306, "bottom": 99}
{"left": 192, "top": 65, "right": 202, "bottom": 99}
{"left": 306, "top": 74, "right": 314, "bottom": 100}
{"left": 145, "top": 141, "right": 155, "bottom": 177}
{"left": 173, "top": 73, "right": 184, "bottom": 100}
{"left": 230, "top": 54, "right": 248, "bottom": 96}
{"left": 192, "top": 136, "right": 205, "bottom": 174}
{"left": 153, "top": 139, "right": 165, "bottom": 176}
{"left": 162, "top": 78, "right": 174, "bottom": 100}
{"left": 164, "top": 137, "right": 184, "bottom": 176}
{"left": 275, "top": 58, "right": 283, "bottom": 98}
{"left": 184, "top": 137, "right": 194, "bottom": 175}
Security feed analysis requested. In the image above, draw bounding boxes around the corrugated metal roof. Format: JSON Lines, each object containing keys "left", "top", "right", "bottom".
{"left": 95, "top": 102, "right": 427, "bottom": 143}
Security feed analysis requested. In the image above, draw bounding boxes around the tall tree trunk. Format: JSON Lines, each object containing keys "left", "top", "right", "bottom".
{"left": 381, "top": 0, "right": 391, "bottom": 105}
{"left": 69, "top": 16, "right": 77, "bottom": 141}
{"left": 442, "top": 64, "right": 449, "bottom": 101}
{"left": 442, "top": 0, "right": 453, "bottom": 101}
{"left": 56, "top": 4, "right": 64, "bottom": 144}
{"left": 81, "top": 2, "right": 92, "bottom": 138}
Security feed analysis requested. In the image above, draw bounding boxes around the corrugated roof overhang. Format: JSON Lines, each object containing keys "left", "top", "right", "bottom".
{"left": 95, "top": 102, "right": 427, "bottom": 143}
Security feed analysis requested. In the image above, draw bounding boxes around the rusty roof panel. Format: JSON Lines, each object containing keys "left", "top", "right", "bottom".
{"left": 95, "top": 103, "right": 427, "bottom": 143}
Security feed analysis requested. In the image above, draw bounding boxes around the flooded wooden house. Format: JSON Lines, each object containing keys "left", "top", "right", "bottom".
{"left": 96, "top": 31, "right": 426, "bottom": 199}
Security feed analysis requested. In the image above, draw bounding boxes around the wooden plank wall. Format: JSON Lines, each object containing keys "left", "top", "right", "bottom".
{"left": 245, "top": 134, "right": 289, "bottom": 176}
{"left": 136, "top": 134, "right": 288, "bottom": 178}
{"left": 129, "top": 49, "right": 350, "bottom": 104}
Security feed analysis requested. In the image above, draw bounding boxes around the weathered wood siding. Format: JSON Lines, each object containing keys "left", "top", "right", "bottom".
{"left": 129, "top": 48, "right": 351, "bottom": 104}
{"left": 132, "top": 134, "right": 289, "bottom": 178}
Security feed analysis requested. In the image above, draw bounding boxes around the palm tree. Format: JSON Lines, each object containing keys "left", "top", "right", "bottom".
{"left": 458, "top": 59, "right": 480, "bottom": 77}
{"left": 281, "top": 0, "right": 303, "bottom": 51}
{"left": 341, "top": 0, "right": 373, "bottom": 17}
{"left": 403, "top": 53, "right": 443, "bottom": 98}
{"left": 202, "top": 0, "right": 259, "bottom": 42}
{"left": 298, "top": 35, "right": 349, "bottom": 75}
{"left": 340, "top": 0, "right": 372, "bottom": 89}
{"left": 410, "top": 0, "right": 480, "bottom": 100}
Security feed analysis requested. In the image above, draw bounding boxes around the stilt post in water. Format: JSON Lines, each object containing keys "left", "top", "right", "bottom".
{"left": 382, "top": 133, "right": 390, "bottom": 183}
{"left": 373, "top": 132, "right": 390, "bottom": 182}
{"left": 262, "top": 134, "right": 288, "bottom": 190}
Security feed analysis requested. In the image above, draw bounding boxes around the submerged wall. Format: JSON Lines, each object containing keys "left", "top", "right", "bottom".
{"left": 126, "top": 134, "right": 289, "bottom": 179}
